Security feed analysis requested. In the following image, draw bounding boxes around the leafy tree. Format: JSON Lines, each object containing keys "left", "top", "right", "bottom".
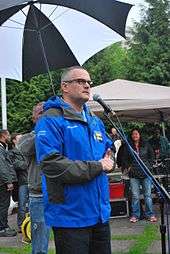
{"left": 0, "top": 70, "right": 62, "bottom": 133}
{"left": 84, "top": 43, "right": 128, "bottom": 86}
{"left": 125, "top": 0, "right": 170, "bottom": 86}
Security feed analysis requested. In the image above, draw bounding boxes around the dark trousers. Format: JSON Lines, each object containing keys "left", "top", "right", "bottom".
{"left": 53, "top": 222, "right": 111, "bottom": 254}
{"left": 0, "top": 184, "right": 10, "bottom": 230}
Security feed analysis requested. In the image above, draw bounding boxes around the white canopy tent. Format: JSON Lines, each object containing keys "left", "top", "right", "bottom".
{"left": 89, "top": 79, "right": 170, "bottom": 123}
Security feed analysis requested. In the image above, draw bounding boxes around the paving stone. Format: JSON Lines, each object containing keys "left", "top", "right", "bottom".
{"left": 146, "top": 240, "right": 169, "bottom": 254}
{"left": 111, "top": 240, "right": 135, "bottom": 252}
{"left": 0, "top": 234, "right": 23, "bottom": 248}
{"left": 110, "top": 218, "right": 145, "bottom": 235}
{"left": 0, "top": 210, "right": 162, "bottom": 253}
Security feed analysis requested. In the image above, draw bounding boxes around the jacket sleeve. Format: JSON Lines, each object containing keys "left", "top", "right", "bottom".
{"left": 41, "top": 153, "right": 103, "bottom": 184}
{"left": 117, "top": 143, "right": 132, "bottom": 170}
{"left": 147, "top": 142, "right": 155, "bottom": 166}
{"left": 161, "top": 137, "right": 170, "bottom": 158}
{"left": 8, "top": 149, "right": 28, "bottom": 171}
{"left": 17, "top": 133, "right": 35, "bottom": 157}
{"left": 0, "top": 153, "right": 13, "bottom": 184}
{"left": 35, "top": 116, "right": 103, "bottom": 185}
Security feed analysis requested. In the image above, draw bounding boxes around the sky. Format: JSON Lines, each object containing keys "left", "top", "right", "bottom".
{"left": 123, "top": 0, "right": 148, "bottom": 28}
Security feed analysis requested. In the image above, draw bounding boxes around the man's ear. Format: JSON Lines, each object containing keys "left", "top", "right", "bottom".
{"left": 61, "top": 82, "right": 69, "bottom": 93}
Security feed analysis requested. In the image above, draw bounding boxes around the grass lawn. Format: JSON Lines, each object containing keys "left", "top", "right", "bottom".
{"left": 0, "top": 224, "right": 160, "bottom": 254}
{"left": 111, "top": 224, "right": 160, "bottom": 254}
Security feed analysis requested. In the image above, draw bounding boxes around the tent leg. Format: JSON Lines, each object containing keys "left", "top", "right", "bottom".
{"left": 1, "top": 77, "right": 7, "bottom": 129}
{"left": 161, "top": 122, "right": 166, "bottom": 138}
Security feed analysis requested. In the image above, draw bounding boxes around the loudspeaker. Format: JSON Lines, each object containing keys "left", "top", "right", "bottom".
{"left": 110, "top": 198, "right": 129, "bottom": 218}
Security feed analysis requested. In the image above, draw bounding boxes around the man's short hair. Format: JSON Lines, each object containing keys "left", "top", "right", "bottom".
{"left": 11, "top": 133, "right": 21, "bottom": 142}
{"left": 61, "top": 66, "right": 87, "bottom": 83}
{"left": 32, "top": 102, "right": 44, "bottom": 123}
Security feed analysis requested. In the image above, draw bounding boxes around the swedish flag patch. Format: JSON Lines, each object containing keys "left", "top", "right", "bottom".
{"left": 94, "top": 131, "right": 103, "bottom": 142}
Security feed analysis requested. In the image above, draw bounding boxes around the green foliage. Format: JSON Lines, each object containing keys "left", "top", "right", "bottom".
{"left": 125, "top": 0, "right": 170, "bottom": 86}
{"left": 84, "top": 43, "right": 128, "bottom": 86}
{"left": 3, "top": 70, "right": 62, "bottom": 133}
{"left": 1, "top": 0, "right": 169, "bottom": 133}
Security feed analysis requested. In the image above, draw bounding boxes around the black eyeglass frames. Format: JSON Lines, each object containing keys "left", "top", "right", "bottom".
{"left": 63, "top": 79, "right": 93, "bottom": 86}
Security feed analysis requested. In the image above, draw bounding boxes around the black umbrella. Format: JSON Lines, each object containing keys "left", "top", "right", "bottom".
{"left": 0, "top": 0, "right": 132, "bottom": 85}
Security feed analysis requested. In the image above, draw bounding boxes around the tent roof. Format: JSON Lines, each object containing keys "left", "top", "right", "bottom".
{"left": 88, "top": 79, "right": 170, "bottom": 122}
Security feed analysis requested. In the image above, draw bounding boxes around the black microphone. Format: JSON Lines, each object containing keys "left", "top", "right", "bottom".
{"left": 93, "top": 94, "right": 112, "bottom": 114}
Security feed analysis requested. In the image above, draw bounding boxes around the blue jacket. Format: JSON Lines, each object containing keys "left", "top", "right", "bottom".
{"left": 35, "top": 96, "right": 112, "bottom": 228}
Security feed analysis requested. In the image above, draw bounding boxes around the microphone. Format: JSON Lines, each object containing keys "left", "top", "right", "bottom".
{"left": 93, "top": 94, "right": 112, "bottom": 114}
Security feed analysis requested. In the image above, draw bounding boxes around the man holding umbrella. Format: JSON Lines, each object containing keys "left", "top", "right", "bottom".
{"left": 35, "top": 66, "right": 114, "bottom": 254}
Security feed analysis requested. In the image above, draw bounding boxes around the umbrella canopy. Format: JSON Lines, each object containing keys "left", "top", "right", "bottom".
{"left": 88, "top": 79, "right": 170, "bottom": 122}
{"left": 0, "top": 0, "right": 132, "bottom": 81}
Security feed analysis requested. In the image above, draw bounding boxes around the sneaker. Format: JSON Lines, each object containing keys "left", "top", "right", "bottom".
{"left": 17, "top": 227, "right": 22, "bottom": 233}
{"left": 22, "top": 237, "right": 31, "bottom": 244}
{"left": 148, "top": 216, "right": 157, "bottom": 223}
{"left": 0, "top": 227, "right": 17, "bottom": 237}
{"left": 130, "top": 216, "right": 139, "bottom": 223}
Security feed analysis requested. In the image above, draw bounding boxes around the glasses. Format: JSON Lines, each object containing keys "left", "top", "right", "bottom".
{"left": 63, "top": 79, "right": 93, "bottom": 86}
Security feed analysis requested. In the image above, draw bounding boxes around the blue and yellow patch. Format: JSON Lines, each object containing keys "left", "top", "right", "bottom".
{"left": 94, "top": 131, "right": 103, "bottom": 142}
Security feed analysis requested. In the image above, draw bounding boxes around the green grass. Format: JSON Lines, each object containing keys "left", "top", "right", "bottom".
{"left": 111, "top": 224, "right": 160, "bottom": 254}
{"left": 128, "top": 224, "right": 160, "bottom": 254}
{"left": 0, "top": 224, "right": 160, "bottom": 254}
{"left": 0, "top": 246, "right": 55, "bottom": 254}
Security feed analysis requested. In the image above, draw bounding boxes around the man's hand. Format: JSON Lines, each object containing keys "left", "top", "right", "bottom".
{"left": 7, "top": 183, "right": 14, "bottom": 191}
{"left": 104, "top": 148, "right": 113, "bottom": 159}
{"left": 100, "top": 149, "right": 114, "bottom": 172}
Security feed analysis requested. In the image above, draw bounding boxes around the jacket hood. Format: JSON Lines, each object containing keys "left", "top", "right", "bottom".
{"left": 44, "top": 96, "right": 90, "bottom": 114}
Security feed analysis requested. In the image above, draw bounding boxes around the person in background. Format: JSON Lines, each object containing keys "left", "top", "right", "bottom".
{"left": 149, "top": 125, "right": 170, "bottom": 160}
{"left": 119, "top": 128, "right": 157, "bottom": 223}
{"left": 109, "top": 127, "right": 121, "bottom": 160}
{"left": 0, "top": 129, "right": 17, "bottom": 237}
{"left": 9, "top": 133, "right": 29, "bottom": 233}
{"left": 35, "top": 66, "right": 114, "bottom": 254}
{"left": 18, "top": 102, "right": 50, "bottom": 254}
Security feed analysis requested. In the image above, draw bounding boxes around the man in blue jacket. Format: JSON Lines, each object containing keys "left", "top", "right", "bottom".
{"left": 35, "top": 66, "right": 114, "bottom": 254}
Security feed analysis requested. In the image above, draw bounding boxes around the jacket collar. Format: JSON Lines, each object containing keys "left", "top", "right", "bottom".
{"left": 62, "top": 107, "right": 94, "bottom": 123}
{"left": 0, "top": 141, "right": 6, "bottom": 149}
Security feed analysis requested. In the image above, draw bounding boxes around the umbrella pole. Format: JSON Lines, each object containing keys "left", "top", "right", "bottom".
{"left": 1, "top": 77, "right": 7, "bottom": 129}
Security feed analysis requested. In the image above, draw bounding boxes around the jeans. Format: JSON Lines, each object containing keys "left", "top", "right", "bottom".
{"left": 53, "top": 222, "right": 111, "bottom": 254}
{"left": 0, "top": 184, "right": 10, "bottom": 230}
{"left": 17, "top": 184, "right": 29, "bottom": 228}
{"left": 29, "top": 196, "right": 50, "bottom": 254}
{"left": 130, "top": 177, "right": 154, "bottom": 218}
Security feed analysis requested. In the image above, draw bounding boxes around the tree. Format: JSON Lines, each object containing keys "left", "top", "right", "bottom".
{"left": 0, "top": 70, "right": 62, "bottom": 133}
{"left": 125, "top": 0, "right": 170, "bottom": 86}
{"left": 84, "top": 43, "right": 128, "bottom": 86}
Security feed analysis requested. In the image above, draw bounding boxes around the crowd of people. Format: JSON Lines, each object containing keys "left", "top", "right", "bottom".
{"left": 0, "top": 66, "right": 170, "bottom": 254}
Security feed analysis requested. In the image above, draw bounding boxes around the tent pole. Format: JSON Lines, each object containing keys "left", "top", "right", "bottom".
{"left": 161, "top": 122, "right": 166, "bottom": 138}
{"left": 1, "top": 77, "right": 7, "bottom": 129}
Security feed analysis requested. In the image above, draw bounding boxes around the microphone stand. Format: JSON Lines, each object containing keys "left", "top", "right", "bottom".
{"left": 101, "top": 108, "right": 170, "bottom": 254}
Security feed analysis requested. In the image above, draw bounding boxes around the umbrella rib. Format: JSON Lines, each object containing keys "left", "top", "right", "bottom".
{"left": 40, "top": 9, "right": 70, "bottom": 32}
{"left": 9, "top": 19, "right": 25, "bottom": 27}
{"left": 48, "top": 6, "right": 59, "bottom": 19}
{"left": 1, "top": 25, "right": 36, "bottom": 32}
{"left": 20, "top": 9, "right": 28, "bottom": 19}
